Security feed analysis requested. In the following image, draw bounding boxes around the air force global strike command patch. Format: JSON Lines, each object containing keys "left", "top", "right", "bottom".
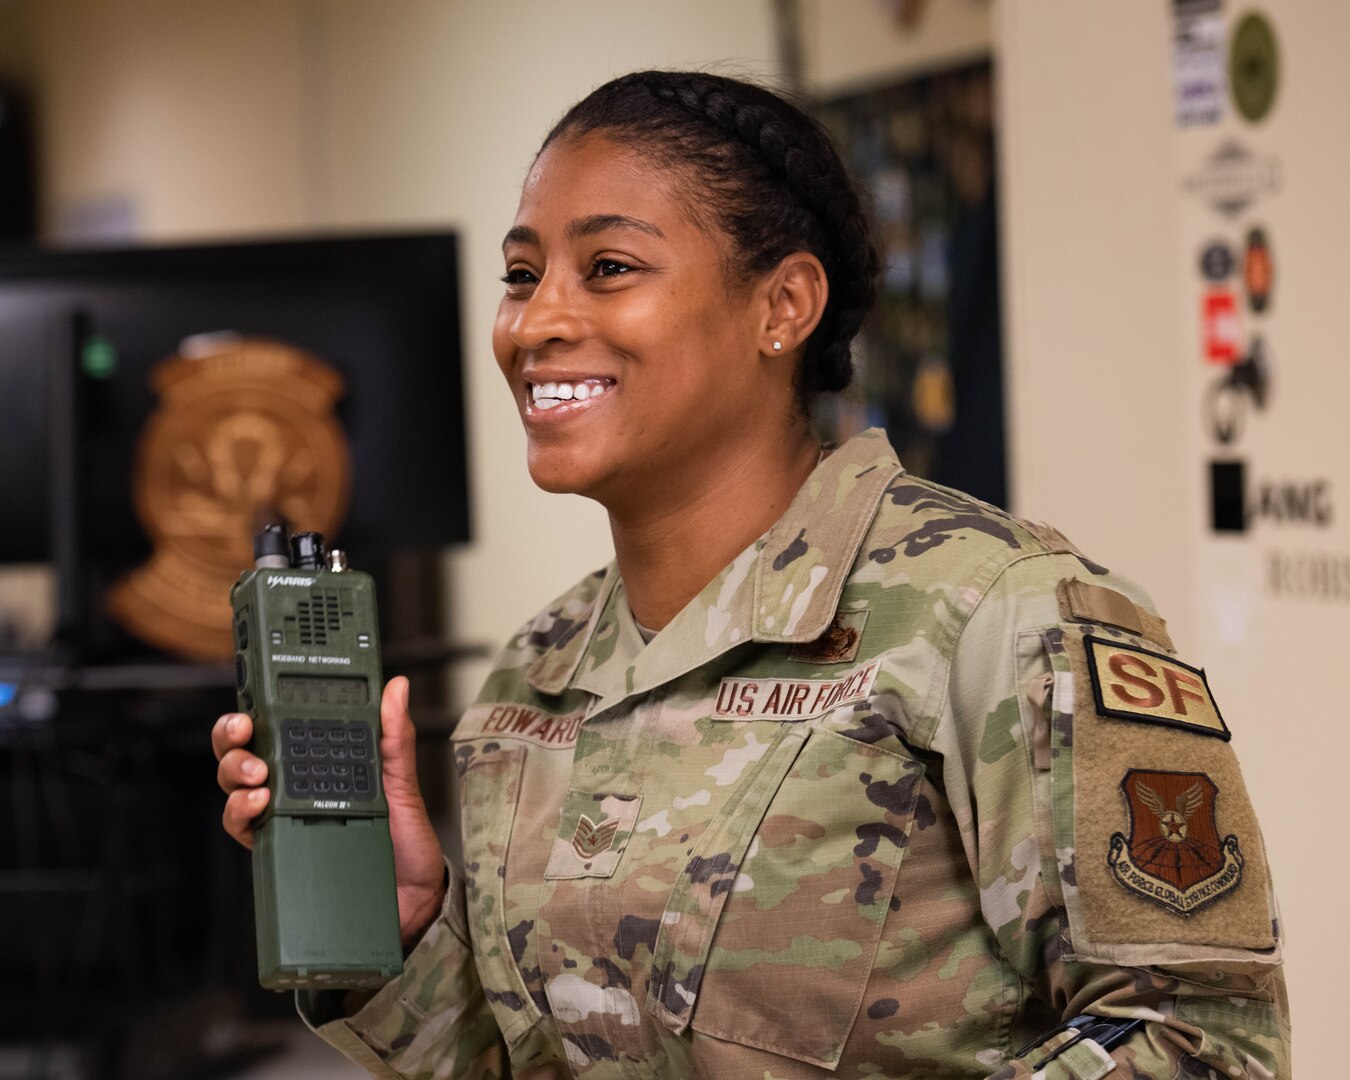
{"left": 1109, "top": 770, "right": 1243, "bottom": 916}
{"left": 1084, "top": 636, "right": 1230, "bottom": 740}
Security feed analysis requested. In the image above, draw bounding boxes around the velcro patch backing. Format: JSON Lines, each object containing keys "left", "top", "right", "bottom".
{"left": 1053, "top": 627, "right": 1275, "bottom": 955}
{"left": 1057, "top": 578, "right": 1175, "bottom": 652}
{"left": 1085, "top": 636, "right": 1229, "bottom": 740}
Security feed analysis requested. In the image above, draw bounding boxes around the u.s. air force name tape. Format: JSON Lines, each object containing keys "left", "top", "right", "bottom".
{"left": 713, "top": 660, "right": 880, "bottom": 721}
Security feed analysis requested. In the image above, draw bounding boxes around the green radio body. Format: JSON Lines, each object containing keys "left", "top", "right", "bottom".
{"left": 231, "top": 562, "right": 403, "bottom": 990}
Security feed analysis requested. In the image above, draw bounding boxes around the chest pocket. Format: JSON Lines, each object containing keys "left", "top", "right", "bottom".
{"left": 457, "top": 743, "right": 545, "bottom": 1048}
{"left": 648, "top": 725, "right": 925, "bottom": 1069}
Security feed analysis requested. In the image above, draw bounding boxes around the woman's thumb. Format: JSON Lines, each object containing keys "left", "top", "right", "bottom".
{"left": 380, "top": 676, "right": 421, "bottom": 794}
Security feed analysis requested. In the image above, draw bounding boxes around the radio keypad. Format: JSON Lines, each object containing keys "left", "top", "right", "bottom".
{"left": 283, "top": 720, "right": 376, "bottom": 800}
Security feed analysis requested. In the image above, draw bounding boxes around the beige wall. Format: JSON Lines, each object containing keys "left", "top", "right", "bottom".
{"left": 3, "top": 0, "right": 780, "bottom": 692}
{"left": 994, "top": 5, "right": 1191, "bottom": 644}
{"left": 801, "top": 0, "right": 992, "bottom": 91}
{"left": 30, "top": 0, "right": 310, "bottom": 238}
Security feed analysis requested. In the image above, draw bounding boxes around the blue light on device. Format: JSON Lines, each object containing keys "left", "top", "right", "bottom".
{"left": 0, "top": 683, "right": 16, "bottom": 708}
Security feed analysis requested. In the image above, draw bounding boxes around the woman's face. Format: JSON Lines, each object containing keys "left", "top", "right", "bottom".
{"left": 493, "top": 134, "right": 788, "bottom": 509}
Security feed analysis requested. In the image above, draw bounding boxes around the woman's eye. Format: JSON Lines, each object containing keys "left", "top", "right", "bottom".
{"left": 500, "top": 267, "right": 537, "bottom": 286}
{"left": 591, "top": 258, "right": 633, "bottom": 279}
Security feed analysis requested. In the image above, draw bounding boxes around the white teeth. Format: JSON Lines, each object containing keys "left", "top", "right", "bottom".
{"left": 529, "top": 379, "right": 612, "bottom": 408}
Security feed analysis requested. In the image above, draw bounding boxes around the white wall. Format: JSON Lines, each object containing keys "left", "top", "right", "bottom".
{"left": 993, "top": 5, "right": 1191, "bottom": 641}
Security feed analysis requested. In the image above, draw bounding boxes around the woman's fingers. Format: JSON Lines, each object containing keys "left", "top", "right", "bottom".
{"left": 217, "top": 747, "right": 268, "bottom": 794}
{"left": 211, "top": 712, "right": 253, "bottom": 761}
{"left": 379, "top": 676, "right": 423, "bottom": 802}
{"left": 222, "top": 785, "right": 270, "bottom": 849}
{"left": 215, "top": 712, "right": 266, "bottom": 850}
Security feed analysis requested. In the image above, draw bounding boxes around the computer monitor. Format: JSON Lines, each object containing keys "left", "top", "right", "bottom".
{"left": 0, "top": 233, "right": 470, "bottom": 656}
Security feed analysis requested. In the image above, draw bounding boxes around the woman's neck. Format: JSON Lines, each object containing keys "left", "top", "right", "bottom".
{"left": 608, "top": 426, "right": 820, "bottom": 632}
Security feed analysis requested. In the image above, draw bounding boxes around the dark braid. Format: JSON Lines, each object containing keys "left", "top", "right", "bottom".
{"left": 541, "top": 71, "right": 879, "bottom": 401}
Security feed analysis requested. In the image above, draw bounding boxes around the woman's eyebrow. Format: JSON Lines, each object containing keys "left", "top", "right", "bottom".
{"left": 502, "top": 225, "right": 539, "bottom": 251}
{"left": 502, "top": 215, "right": 665, "bottom": 252}
{"left": 566, "top": 214, "right": 665, "bottom": 241}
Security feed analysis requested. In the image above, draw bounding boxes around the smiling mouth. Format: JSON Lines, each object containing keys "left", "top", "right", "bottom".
{"left": 528, "top": 378, "right": 616, "bottom": 411}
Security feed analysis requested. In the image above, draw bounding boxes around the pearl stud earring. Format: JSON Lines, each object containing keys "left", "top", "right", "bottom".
{"left": 772, "top": 341, "right": 782, "bottom": 351}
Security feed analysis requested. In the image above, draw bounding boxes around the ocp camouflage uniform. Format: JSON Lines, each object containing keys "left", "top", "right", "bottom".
{"left": 302, "top": 429, "right": 1290, "bottom": 1079}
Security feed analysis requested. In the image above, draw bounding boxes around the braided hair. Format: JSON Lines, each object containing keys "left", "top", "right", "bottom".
{"left": 541, "top": 70, "right": 879, "bottom": 402}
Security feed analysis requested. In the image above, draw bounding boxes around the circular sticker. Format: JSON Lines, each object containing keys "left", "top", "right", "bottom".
{"left": 1200, "top": 241, "right": 1235, "bottom": 282}
{"left": 1230, "top": 12, "right": 1279, "bottom": 124}
{"left": 1244, "top": 228, "right": 1273, "bottom": 312}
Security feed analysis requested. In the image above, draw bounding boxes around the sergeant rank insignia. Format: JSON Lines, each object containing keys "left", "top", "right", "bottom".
{"left": 571, "top": 814, "right": 621, "bottom": 860}
{"left": 1108, "top": 769, "right": 1244, "bottom": 916}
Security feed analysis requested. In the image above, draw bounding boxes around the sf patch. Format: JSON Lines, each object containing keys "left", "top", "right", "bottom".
{"left": 1108, "top": 770, "right": 1243, "bottom": 917}
{"left": 1084, "top": 636, "right": 1230, "bottom": 740}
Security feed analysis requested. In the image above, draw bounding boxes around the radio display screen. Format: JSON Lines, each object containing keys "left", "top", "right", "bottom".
{"left": 277, "top": 674, "right": 371, "bottom": 706}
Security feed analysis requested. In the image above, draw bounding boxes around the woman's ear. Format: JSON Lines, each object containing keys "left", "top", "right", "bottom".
{"left": 758, "top": 251, "right": 829, "bottom": 358}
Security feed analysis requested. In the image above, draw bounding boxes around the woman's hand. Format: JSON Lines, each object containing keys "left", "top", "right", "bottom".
{"left": 212, "top": 676, "right": 449, "bottom": 948}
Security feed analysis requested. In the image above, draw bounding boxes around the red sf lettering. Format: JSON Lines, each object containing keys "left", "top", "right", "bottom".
{"left": 1107, "top": 653, "right": 1165, "bottom": 708}
{"left": 1163, "top": 668, "right": 1206, "bottom": 716}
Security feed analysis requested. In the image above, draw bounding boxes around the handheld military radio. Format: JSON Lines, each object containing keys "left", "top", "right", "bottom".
{"left": 231, "top": 525, "right": 403, "bottom": 990}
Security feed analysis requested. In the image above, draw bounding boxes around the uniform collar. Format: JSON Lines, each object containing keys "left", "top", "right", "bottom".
{"left": 525, "top": 428, "right": 903, "bottom": 700}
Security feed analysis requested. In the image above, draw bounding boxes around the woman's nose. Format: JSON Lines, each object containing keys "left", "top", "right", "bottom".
{"left": 510, "top": 271, "right": 583, "bottom": 350}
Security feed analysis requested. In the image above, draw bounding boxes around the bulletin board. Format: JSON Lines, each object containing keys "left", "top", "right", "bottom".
{"left": 816, "top": 61, "right": 1007, "bottom": 507}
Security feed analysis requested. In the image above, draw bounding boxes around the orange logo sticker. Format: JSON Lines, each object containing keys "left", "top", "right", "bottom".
{"left": 1085, "top": 637, "right": 1229, "bottom": 740}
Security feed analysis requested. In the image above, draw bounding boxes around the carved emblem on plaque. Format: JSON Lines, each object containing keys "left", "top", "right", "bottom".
{"left": 106, "top": 337, "right": 351, "bottom": 660}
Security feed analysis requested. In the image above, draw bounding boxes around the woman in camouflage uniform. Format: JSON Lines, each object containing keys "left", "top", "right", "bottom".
{"left": 214, "top": 72, "right": 1290, "bottom": 1078}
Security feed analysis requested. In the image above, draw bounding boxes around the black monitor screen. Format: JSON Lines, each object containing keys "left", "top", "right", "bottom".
{"left": 0, "top": 233, "right": 469, "bottom": 567}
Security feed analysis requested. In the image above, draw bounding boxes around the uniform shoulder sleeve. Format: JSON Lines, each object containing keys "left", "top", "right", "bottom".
{"left": 938, "top": 551, "right": 1290, "bottom": 1079}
